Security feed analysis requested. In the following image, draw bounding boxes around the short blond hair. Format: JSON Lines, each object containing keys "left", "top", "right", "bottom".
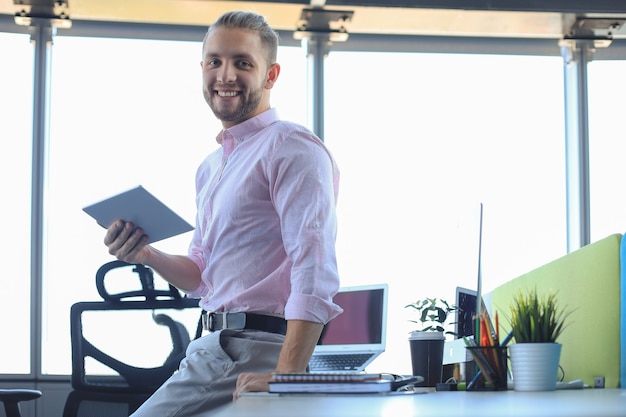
{"left": 204, "top": 11, "right": 279, "bottom": 65}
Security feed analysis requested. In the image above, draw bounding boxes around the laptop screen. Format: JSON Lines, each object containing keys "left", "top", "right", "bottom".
{"left": 316, "top": 284, "right": 388, "bottom": 348}
{"left": 455, "top": 286, "right": 477, "bottom": 338}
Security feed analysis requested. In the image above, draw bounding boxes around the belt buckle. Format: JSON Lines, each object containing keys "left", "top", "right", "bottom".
{"left": 203, "top": 311, "right": 246, "bottom": 331}
{"left": 203, "top": 312, "right": 218, "bottom": 332}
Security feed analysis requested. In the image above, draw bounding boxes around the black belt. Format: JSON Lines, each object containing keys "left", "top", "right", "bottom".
{"left": 202, "top": 311, "right": 287, "bottom": 335}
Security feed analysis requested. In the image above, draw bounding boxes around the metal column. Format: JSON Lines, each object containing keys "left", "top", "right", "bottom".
{"left": 561, "top": 41, "right": 593, "bottom": 253}
{"left": 29, "top": 19, "right": 54, "bottom": 378}
{"left": 303, "top": 35, "right": 331, "bottom": 141}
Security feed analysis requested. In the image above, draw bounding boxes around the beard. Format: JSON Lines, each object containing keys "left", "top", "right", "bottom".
{"left": 205, "top": 82, "right": 264, "bottom": 125}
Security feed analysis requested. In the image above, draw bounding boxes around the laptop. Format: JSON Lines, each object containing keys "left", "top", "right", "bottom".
{"left": 309, "top": 283, "right": 388, "bottom": 373}
{"left": 454, "top": 286, "right": 478, "bottom": 340}
{"left": 443, "top": 286, "right": 478, "bottom": 365}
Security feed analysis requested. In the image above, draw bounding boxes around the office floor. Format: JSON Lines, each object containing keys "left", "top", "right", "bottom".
{"left": 0, "top": 381, "right": 150, "bottom": 417}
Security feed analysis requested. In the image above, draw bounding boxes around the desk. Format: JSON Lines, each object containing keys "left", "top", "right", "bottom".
{"left": 209, "top": 389, "right": 626, "bottom": 417}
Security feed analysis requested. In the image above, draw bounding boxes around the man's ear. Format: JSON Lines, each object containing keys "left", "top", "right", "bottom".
{"left": 265, "top": 63, "right": 281, "bottom": 89}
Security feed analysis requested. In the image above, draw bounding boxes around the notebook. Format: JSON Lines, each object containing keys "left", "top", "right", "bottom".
{"left": 309, "top": 283, "right": 388, "bottom": 373}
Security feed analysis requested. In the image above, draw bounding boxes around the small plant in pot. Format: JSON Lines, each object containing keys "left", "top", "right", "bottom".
{"left": 507, "top": 288, "right": 571, "bottom": 391}
{"left": 405, "top": 298, "right": 456, "bottom": 386}
{"left": 405, "top": 297, "right": 457, "bottom": 335}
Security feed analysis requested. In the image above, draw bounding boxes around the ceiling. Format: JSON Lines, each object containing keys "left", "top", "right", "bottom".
{"left": 3, "top": 0, "right": 626, "bottom": 40}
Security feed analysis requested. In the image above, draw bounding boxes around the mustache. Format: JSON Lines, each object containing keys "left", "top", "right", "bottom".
{"left": 213, "top": 82, "right": 239, "bottom": 90}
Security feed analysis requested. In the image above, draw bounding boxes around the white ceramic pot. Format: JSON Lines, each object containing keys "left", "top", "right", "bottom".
{"left": 509, "top": 343, "right": 562, "bottom": 391}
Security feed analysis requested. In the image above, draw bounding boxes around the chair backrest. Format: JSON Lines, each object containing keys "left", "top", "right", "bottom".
{"left": 70, "top": 261, "right": 200, "bottom": 393}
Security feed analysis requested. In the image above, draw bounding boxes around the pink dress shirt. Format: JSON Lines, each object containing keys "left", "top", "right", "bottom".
{"left": 186, "top": 108, "right": 342, "bottom": 324}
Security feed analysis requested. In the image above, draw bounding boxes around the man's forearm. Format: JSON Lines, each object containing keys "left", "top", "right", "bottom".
{"left": 144, "top": 247, "right": 202, "bottom": 292}
{"left": 274, "top": 320, "right": 324, "bottom": 373}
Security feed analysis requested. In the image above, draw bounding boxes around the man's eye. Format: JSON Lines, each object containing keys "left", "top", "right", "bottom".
{"left": 207, "top": 59, "right": 220, "bottom": 66}
{"left": 237, "top": 61, "right": 252, "bottom": 69}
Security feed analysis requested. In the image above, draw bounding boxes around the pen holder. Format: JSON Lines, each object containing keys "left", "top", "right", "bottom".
{"left": 465, "top": 346, "right": 508, "bottom": 391}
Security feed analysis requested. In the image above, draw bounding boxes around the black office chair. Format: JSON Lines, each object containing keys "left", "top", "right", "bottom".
{"left": 70, "top": 260, "right": 200, "bottom": 393}
{"left": 63, "top": 261, "right": 201, "bottom": 417}
{"left": 0, "top": 389, "right": 42, "bottom": 417}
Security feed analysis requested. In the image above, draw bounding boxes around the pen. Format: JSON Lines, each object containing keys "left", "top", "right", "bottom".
{"left": 466, "top": 369, "right": 482, "bottom": 390}
{"left": 500, "top": 330, "right": 513, "bottom": 347}
{"left": 474, "top": 315, "right": 480, "bottom": 344}
{"left": 462, "top": 335, "right": 478, "bottom": 349}
{"left": 483, "top": 317, "right": 496, "bottom": 347}
{"left": 479, "top": 318, "right": 487, "bottom": 346}
{"left": 471, "top": 348, "right": 497, "bottom": 385}
{"left": 495, "top": 311, "right": 500, "bottom": 344}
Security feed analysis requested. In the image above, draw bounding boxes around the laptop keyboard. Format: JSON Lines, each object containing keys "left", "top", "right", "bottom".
{"left": 309, "top": 353, "right": 374, "bottom": 372}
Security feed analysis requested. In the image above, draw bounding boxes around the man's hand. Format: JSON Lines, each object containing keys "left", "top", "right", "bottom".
{"left": 104, "top": 220, "right": 150, "bottom": 264}
{"left": 104, "top": 220, "right": 202, "bottom": 292}
{"left": 233, "top": 372, "right": 274, "bottom": 399}
{"left": 231, "top": 321, "right": 324, "bottom": 399}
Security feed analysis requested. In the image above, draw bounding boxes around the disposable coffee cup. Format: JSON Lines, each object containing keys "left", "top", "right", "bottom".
{"left": 409, "top": 331, "right": 445, "bottom": 387}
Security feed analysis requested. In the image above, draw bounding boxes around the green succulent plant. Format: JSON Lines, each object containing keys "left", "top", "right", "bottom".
{"left": 508, "top": 288, "right": 571, "bottom": 343}
{"left": 405, "top": 297, "right": 457, "bottom": 334}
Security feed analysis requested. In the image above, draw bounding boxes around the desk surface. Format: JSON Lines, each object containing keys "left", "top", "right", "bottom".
{"left": 209, "top": 389, "right": 626, "bottom": 417}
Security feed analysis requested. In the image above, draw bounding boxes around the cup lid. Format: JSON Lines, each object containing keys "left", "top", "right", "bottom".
{"left": 408, "top": 331, "right": 445, "bottom": 341}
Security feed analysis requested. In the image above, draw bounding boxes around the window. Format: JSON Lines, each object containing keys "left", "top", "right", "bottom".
{"left": 588, "top": 60, "right": 626, "bottom": 241}
{"left": 324, "top": 51, "right": 566, "bottom": 373}
{"left": 0, "top": 25, "right": 583, "bottom": 379}
{"left": 0, "top": 32, "right": 34, "bottom": 375}
{"left": 44, "top": 36, "right": 209, "bottom": 374}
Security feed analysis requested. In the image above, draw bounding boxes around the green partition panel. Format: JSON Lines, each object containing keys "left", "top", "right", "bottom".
{"left": 491, "top": 233, "right": 622, "bottom": 388}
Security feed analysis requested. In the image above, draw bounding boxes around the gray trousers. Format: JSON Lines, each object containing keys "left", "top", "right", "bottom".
{"left": 130, "top": 329, "right": 285, "bottom": 417}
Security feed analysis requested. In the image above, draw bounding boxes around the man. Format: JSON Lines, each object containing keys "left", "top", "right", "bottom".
{"left": 104, "top": 10, "right": 342, "bottom": 416}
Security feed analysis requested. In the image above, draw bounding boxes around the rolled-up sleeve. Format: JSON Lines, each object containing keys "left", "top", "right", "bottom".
{"left": 269, "top": 128, "right": 343, "bottom": 323}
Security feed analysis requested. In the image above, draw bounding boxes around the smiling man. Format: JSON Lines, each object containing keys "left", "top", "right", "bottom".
{"left": 103, "top": 10, "right": 342, "bottom": 417}
{"left": 201, "top": 21, "right": 276, "bottom": 127}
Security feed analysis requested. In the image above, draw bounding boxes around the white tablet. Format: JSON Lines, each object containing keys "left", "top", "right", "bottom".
{"left": 83, "top": 185, "right": 194, "bottom": 243}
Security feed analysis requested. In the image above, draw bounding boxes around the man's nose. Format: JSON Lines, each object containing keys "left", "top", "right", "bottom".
{"left": 217, "top": 63, "right": 236, "bottom": 83}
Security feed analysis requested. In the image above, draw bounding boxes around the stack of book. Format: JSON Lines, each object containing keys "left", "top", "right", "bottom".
{"left": 269, "top": 373, "right": 415, "bottom": 394}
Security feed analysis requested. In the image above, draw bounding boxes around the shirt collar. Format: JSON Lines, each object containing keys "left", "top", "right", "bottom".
{"left": 215, "top": 108, "right": 279, "bottom": 148}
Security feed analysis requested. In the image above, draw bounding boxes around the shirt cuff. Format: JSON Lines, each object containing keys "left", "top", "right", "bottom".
{"left": 284, "top": 292, "right": 343, "bottom": 324}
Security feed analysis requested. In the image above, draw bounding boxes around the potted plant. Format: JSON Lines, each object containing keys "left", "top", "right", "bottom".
{"left": 405, "top": 297, "right": 457, "bottom": 334}
{"left": 507, "top": 288, "right": 571, "bottom": 391}
{"left": 404, "top": 298, "right": 456, "bottom": 386}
